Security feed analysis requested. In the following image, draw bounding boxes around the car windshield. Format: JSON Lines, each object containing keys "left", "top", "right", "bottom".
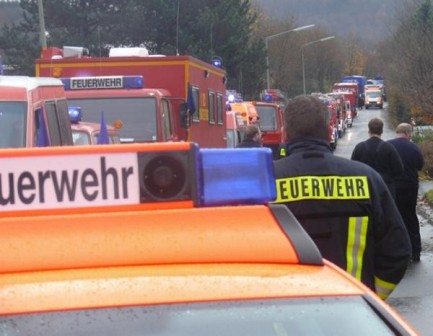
{"left": 366, "top": 91, "right": 381, "bottom": 98}
{"left": 0, "top": 297, "right": 397, "bottom": 336}
{"left": 72, "top": 130, "right": 91, "bottom": 145}
{"left": 0, "top": 102, "right": 27, "bottom": 148}
{"left": 68, "top": 97, "right": 157, "bottom": 143}
{"left": 92, "top": 134, "right": 121, "bottom": 145}
{"left": 255, "top": 105, "right": 278, "bottom": 131}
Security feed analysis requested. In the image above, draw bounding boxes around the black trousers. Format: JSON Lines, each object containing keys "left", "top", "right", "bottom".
{"left": 395, "top": 187, "right": 421, "bottom": 255}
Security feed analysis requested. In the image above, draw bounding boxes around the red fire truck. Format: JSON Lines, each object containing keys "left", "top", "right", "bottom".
{"left": 35, "top": 46, "right": 227, "bottom": 148}
{"left": 332, "top": 82, "right": 359, "bottom": 118}
{"left": 253, "top": 101, "right": 284, "bottom": 159}
{"left": 327, "top": 91, "right": 352, "bottom": 132}
{"left": 314, "top": 93, "right": 338, "bottom": 150}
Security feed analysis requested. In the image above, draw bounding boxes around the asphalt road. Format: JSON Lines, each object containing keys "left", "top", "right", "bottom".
{"left": 333, "top": 104, "right": 433, "bottom": 336}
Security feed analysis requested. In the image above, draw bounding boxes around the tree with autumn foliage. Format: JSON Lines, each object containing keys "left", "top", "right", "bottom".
{"left": 0, "top": 0, "right": 266, "bottom": 100}
{"left": 379, "top": 0, "right": 433, "bottom": 124}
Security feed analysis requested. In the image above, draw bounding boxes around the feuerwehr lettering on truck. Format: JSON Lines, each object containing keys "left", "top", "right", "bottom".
{"left": 0, "top": 153, "right": 138, "bottom": 211}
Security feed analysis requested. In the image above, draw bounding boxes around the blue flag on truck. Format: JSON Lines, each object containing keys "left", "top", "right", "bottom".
{"left": 97, "top": 111, "right": 110, "bottom": 145}
{"left": 187, "top": 82, "right": 196, "bottom": 115}
{"left": 36, "top": 109, "right": 49, "bottom": 147}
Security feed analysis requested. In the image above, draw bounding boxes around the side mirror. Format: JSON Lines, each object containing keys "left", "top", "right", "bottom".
{"left": 179, "top": 102, "right": 190, "bottom": 129}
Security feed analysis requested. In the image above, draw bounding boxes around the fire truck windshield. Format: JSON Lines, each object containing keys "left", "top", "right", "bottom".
{"left": 255, "top": 105, "right": 278, "bottom": 131}
{"left": 67, "top": 97, "right": 158, "bottom": 143}
{"left": 0, "top": 102, "right": 27, "bottom": 148}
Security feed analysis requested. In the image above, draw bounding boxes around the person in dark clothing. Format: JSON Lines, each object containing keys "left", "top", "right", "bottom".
{"left": 388, "top": 123, "right": 424, "bottom": 262}
{"left": 351, "top": 118, "right": 403, "bottom": 198}
{"left": 273, "top": 95, "right": 411, "bottom": 300}
{"left": 236, "top": 124, "right": 262, "bottom": 148}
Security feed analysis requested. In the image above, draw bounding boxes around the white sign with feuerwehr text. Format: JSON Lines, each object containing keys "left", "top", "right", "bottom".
{"left": 0, "top": 153, "right": 139, "bottom": 211}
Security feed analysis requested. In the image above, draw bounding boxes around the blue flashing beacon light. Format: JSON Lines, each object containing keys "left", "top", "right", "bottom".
{"left": 199, "top": 147, "right": 276, "bottom": 206}
{"left": 264, "top": 94, "right": 273, "bottom": 103}
{"left": 211, "top": 57, "right": 222, "bottom": 68}
{"left": 68, "top": 106, "right": 82, "bottom": 124}
{"left": 123, "top": 76, "right": 144, "bottom": 89}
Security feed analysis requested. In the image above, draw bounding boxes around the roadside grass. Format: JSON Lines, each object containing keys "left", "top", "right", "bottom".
{"left": 425, "top": 190, "right": 433, "bottom": 206}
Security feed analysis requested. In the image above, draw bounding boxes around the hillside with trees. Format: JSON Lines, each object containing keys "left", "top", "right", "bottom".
{"left": 251, "top": 0, "right": 405, "bottom": 46}
{"left": 0, "top": 0, "right": 432, "bottom": 127}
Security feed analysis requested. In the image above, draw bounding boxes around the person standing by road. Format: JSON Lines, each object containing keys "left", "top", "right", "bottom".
{"left": 273, "top": 95, "right": 411, "bottom": 299}
{"left": 236, "top": 124, "right": 262, "bottom": 148}
{"left": 388, "top": 123, "right": 424, "bottom": 262}
{"left": 351, "top": 118, "right": 403, "bottom": 198}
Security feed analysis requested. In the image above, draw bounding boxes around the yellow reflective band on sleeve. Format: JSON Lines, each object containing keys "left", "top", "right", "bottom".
{"left": 375, "top": 276, "right": 397, "bottom": 300}
{"left": 346, "top": 216, "right": 368, "bottom": 281}
{"left": 274, "top": 176, "right": 370, "bottom": 203}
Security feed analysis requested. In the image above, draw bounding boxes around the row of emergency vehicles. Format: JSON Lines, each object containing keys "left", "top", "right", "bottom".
{"left": 225, "top": 85, "right": 360, "bottom": 155}
{"left": 225, "top": 89, "right": 285, "bottom": 158}
{"left": 1, "top": 45, "right": 230, "bottom": 149}
{"left": 311, "top": 82, "right": 360, "bottom": 151}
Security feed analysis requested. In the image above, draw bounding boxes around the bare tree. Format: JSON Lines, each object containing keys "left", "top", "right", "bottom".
{"left": 379, "top": 0, "right": 433, "bottom": 123}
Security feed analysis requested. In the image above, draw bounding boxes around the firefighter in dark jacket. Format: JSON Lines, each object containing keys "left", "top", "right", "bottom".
{"left": 236, "top": 125, "right": 262, "bottom": 148}
{"left": 273, "top": 95, "right": 411, "bottom": 300}
{"left": 351, "top": 118, "right": 404, "bottom": 199}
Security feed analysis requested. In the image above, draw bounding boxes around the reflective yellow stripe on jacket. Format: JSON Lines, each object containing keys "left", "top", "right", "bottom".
{"left": 279, "top": 147, "right": 286, "bottom": 158}
{"left": 347, "top": 216, "right": 368, "bottom": 281}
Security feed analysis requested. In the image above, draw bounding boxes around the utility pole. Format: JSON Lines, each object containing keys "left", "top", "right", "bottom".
{"left": 38, "top": 0, "right": 47, "bottom": 49}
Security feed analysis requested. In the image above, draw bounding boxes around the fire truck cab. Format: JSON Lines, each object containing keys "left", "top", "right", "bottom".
{"left": 68, "top": 106, "right": 121, "bottom": 145}
{"left": 36, "top": 46, "right": 227, "bottom": 148}
{"left": 254, "top": 101, "right": 284, "bottom": 159}
{"left": 60, "top": 75, "right": 177, "bottom": 144}
{"left": 0, "top": 76, "right": 73, "bottom": 148}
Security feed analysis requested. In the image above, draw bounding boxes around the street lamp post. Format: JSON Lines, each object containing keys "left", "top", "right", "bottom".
{"left": 302, "top": 36, "right": 335, "bottom": 95}
{"left": 38, "top": 0, "right": 47, "bottom": 49}
{"left": 265, "top": 24, "right": 315, "bottom": 89}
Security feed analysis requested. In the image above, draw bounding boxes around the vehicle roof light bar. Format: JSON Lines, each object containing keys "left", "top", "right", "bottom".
{"left": 0, "top": 143, "right": 276, "bottom": 217}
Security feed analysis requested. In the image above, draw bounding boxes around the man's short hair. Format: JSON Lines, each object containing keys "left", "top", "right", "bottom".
{"left": 244, "top": 124, "right": 261, "bottom": 140}
{"left": 284, "top": 95, "right": 329, "bottom": 141}
{"left": 396, "top": 123, "right": 413, "bottom": 136}
{"left": 368, "top": 118, "right": 383, "bottom": 135}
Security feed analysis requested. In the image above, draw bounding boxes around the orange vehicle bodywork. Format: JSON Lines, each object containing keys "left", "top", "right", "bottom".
{"left": 0, "top": 202, "right": 418, "bottom": 336}
{"left": 229, "top": 102, "right": 260, "bottom": 125}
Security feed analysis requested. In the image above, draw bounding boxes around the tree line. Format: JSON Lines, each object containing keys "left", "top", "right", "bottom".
{"left": 0, "top": 0, "right": 432, "bottom": 124}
